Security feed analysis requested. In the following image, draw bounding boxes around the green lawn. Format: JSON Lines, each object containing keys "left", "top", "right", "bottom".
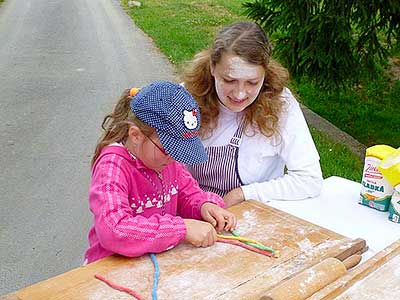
{"left": 122, "top": 0, "right": 369, "bottom": 181}
{"left": 295, "top": 74, "right": 400, "bottom": 149}
{"left": 310, "top": 128, "right": 363, "bottom": 182}
{"left": 123, "top": 0, "right": 244, "bottom": 66}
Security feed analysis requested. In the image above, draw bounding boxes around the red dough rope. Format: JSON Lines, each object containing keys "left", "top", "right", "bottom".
{"left": 95, "top": 274, "right": 145, "bottom": 300}
{"left": 217, "top": 238, "right": 274, "bottom": 257}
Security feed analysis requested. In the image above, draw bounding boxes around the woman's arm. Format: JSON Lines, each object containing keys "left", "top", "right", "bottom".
{"left": 236, "top": 89, "right": 323, "bottom": 204}
{"left": 241, "top": 162, "right": 323, "bottom": 203}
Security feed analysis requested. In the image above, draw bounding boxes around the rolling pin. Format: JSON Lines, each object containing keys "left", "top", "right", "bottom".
{"left": 334, "top": 238, "right": 366, "bottom": 261}
{"left": 260, "top": 255, "right": 362, "bottom": 300}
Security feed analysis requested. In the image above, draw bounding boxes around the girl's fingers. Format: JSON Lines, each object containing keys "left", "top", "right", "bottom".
{"left": 203, "top": 211, "right": 217, "bottom": 227}
{"left": 232, "top": 214, "right": 237, "bottom": 230}
{"left": 202, "top": 228, "right": 216, "bottom": 247}
{"left": 224, "top": 214, "right": 237, "bottom": 231}
{"left": 210, "top": 226, "right": 217, "bottom": 246}
{"left": 215, "top": 214, "right": 226, "bottom": 233}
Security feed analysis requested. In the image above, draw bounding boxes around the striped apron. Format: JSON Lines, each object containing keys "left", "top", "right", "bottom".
{"left": 187, "top": 121, "right": 245, "bottom": 197}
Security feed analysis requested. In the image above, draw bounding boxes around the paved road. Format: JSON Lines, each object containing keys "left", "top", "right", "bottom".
{"left": 0, "top": 0, "right": 174, "bottom": 294}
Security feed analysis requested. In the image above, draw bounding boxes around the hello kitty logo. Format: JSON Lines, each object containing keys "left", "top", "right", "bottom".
{"left": 183, "top": 109, "right": 198, "bottom": 130}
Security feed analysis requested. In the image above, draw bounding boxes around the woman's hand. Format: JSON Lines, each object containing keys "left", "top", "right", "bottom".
{"left": 183, "top": 219, "right": 217, "bottom": 247}
{"left": 223, "top": 187, "right": 245, "bottom": 208}
{"left": 200, "top": 202, "right": 237, "bottom": 233}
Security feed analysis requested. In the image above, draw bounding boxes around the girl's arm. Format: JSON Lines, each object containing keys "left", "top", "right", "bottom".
{"left": 176, "top": 164, "right": 236, "bottom": 233}
{"left": 175, "top": 164, "right": 225, "bottom": 219}
{"left": 89, "top": 155, "right": 186, "bottom": 257}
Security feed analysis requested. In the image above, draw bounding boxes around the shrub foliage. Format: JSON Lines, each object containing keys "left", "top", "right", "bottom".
{"left": 243, "top": 0, "right": 400, "bottom": 89}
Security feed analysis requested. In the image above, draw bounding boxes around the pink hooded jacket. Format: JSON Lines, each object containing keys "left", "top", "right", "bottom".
{"left": 84, "top": 145, "right": 224, "bottom": 264}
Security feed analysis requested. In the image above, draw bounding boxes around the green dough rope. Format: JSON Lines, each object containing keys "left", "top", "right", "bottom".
{"left": 231, "top": 230, "right": 279, "bottom": 257}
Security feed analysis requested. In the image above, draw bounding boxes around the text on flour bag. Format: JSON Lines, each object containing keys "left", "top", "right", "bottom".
{"left": 359, "top": 145, "right": 395, "bottom": 211}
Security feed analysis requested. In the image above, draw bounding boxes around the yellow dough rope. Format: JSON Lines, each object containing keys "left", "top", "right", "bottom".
{"left": 217, "top": 234, "right": 262, "bottom": 245}
{"left": 217, "top": 231, "right": 280, "bottom": 258}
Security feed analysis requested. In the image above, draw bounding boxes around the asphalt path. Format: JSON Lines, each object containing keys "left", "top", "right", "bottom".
{"left": 0, "top": 0, "right": 174, "bottom": 294}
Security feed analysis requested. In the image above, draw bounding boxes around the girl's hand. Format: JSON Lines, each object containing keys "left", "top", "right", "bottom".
{"left": 200, "top": 203, "right": 237, "bottom": 233}
{"left": 183, "top": 219, "right": 217, "bottom": 247}
{"left": 223, "top": 187, "right": 245, "bottom": 208}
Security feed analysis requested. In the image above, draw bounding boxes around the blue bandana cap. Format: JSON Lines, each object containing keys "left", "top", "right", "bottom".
{"left": 130, "top": 81, "right": 207, "bottom": 165}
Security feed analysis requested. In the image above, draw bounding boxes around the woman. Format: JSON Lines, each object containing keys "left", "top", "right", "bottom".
{"left": 182, "top": 21, "right": 323, "bottom": 207}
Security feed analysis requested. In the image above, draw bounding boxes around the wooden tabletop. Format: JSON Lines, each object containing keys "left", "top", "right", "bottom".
{"left": 2, "top": 200, "right": 362, "bottom": 300}
{"left": 268, "top": 176, "right": 400, "bottom": 256}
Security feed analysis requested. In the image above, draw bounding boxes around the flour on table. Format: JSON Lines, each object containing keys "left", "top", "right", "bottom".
{"left": 158, "top": 269, "right": 230, "bottom": 299}
{"left": 88, "top": 286, "right": 124, "bottom": 300}
{"left": 235, "top": 209, "right": 258, "bottom": 234}
{"left": 297, "top": 238, "right": 314, "bottom": 251}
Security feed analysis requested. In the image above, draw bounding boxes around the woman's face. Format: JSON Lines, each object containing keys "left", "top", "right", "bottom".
{"left": 211, "top": 53, "right": 265, "bottom": 112}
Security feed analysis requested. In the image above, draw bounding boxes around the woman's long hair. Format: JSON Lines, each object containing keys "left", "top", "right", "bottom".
{"left": 182, "top": 21, "right": 289, "bottom": 139}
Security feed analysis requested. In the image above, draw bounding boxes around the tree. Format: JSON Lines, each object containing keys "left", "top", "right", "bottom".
{"left": 243, "top": 0, "right": 400, "bottom": 89}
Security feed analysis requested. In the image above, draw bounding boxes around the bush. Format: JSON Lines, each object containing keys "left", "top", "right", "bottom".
{"left": 244, "top": 0, "right": 400, "bottom": 90}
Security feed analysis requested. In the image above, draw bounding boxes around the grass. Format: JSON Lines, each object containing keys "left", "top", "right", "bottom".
{"left": 122, "top": 0, "right": 369, "bottom": 181}
{"left": 123, "top": 0, "right": 245, "bottom": 65}
{"left": 295, "top": 72, "right": 400, "bottom": 149}
{"left": 310, "top": 128, "right": 363, "bottom": 182}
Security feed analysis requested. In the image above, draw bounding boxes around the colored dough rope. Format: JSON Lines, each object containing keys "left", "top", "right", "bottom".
{"left": 217, "top": 238, "right": 275, "bottom": 257}
{"left": 150, "top": 253, "right": 159, "bottom": 300}
{"left": 217, "top": 234, "right": 263, "bottom": 245}
{"left": 94, "top": 273, "right": 145, "bottom": 300}
{"left": 94, "top": 234, "right": 278, "bottom": 298}
{"left": 217, "top": 230, "right": 280, "bottom": 258}
{"left": 231, "top": 229, "right": 280, "bottom": 256}
{"left": 94, "top": 253, "right": 159, "bottom": 300}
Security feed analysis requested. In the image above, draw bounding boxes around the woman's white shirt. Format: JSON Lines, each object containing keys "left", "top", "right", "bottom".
{"left": 201, "top": 88, "right": 323, "bottom": 204}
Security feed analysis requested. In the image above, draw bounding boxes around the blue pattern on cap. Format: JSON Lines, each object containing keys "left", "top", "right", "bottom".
{"left": 130, "top": 81, "right": 207, "bottom": 165}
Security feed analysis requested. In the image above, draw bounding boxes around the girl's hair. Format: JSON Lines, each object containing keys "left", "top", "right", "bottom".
{"left": 182, "top": 21, "right": 289, "bottom": 138}
{"left": 91, "top": 89, "right": 154, "bottom": 166}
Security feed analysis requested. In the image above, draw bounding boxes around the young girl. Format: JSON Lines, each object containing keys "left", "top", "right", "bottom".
{"left": 183, "top": 21, "right": 323, "bottom": 207}
{"left": 84, "top": 81, "right": 236, "bottom": 264}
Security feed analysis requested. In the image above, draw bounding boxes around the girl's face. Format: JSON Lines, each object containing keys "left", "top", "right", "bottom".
{"left": 128, "top": 129, "right": 174, "bottom": 172}
{"left": 140, "top": 133, "right": 174, "bottom": 172}
{"left": 211, "top": 53, "right": 265, "bottom": 112}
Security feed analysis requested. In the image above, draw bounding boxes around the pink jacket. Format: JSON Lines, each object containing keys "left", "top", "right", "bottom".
{"left": 84, "top": 144, "right": 224, "bottom": 264}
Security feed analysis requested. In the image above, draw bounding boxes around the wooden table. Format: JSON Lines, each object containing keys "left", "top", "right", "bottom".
{"left": 1, "top": 200, "right": 362, "bottom": 300}
{"left": 268, "top": 176, "right": 400, "bottom": 258}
